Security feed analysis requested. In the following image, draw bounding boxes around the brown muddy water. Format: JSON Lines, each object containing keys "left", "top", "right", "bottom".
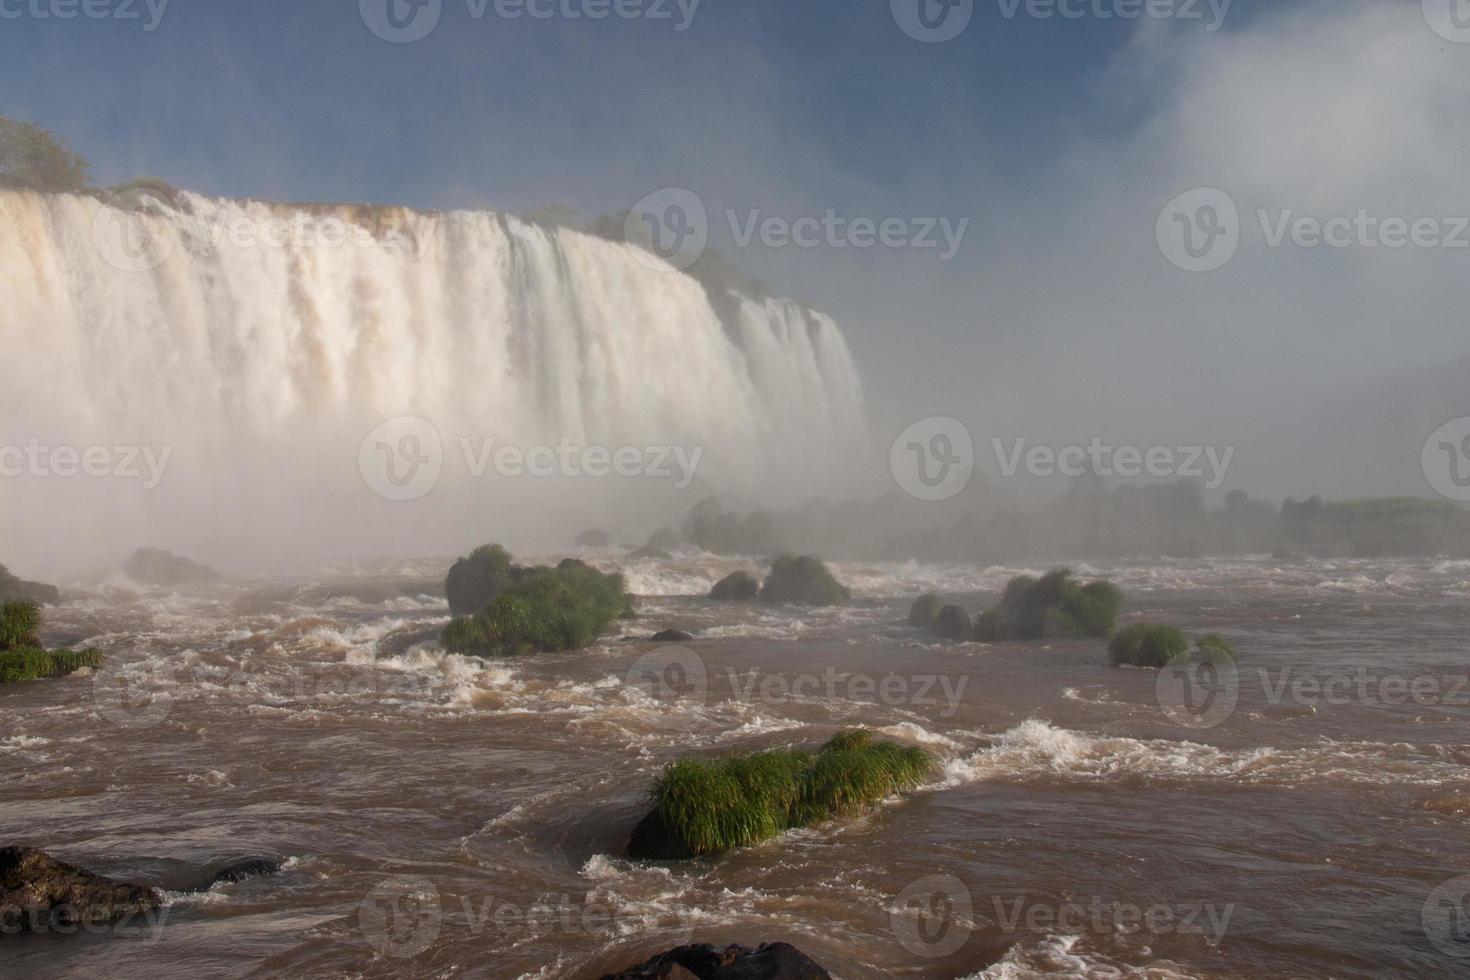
{"left": 2, "top": 554, "right": 1469, "bottom": 978}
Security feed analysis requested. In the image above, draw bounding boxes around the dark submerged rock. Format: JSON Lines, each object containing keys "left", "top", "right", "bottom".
{"left": 196, "top": 856, "right": 281, "bottom": 891}
{"left": 600, "top": 942, "right": 832, "bottom": 980}
{"left": 650, "top": 629, "right": 695, "bottom": 643}
{"left": 626, "top": 809, "right": 697, "bottom": 861}
{"left": 0, "top": 847, "right": 161, "bottom": 934}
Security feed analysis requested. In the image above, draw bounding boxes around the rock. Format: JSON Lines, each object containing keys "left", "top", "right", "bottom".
{"left": 907, "top": 594, "right": 943, "bottom": 629}
{"left": 930, "top": 605, "right": 972, "bottom": 640}
{"left": 650, "top": 629, "right": 695, "bottom": 643}
{"left": 576, "top": 529, "right": 612, "bottom": 548}
{"left": 629, "top": 546, "right": 673, "bottom": 561}
{"left": 0, "top": 847, "right": 161, "bottom": 933}
{"left": 0, "top": 564, "right": 60, "bottom": 605}
{"left": 646, "top": 527, "right": 680, "bottom": 551}
{"left": 122, "top": 548, "right": 220, "bottom": 586}
{"left": 599, "top": 942, "right": 832, "bottom": 980}
{"left": 709, "top": 571, "right": 760, "bottom": 601}
{"left": 196, "top": 856, "right": 281, "bottom": 890}
{"left": 626, "top": 809, "right": 697, "bottom": 861}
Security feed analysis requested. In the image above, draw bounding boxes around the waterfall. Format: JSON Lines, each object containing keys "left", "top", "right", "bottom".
{"left": 0, "top": 189, "right": 868, "bottom": 573}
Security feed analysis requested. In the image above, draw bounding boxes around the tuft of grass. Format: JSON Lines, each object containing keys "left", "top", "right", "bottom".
{"left": 0, "top": 601, "right": 40, "bottom": 650}
{"left": 978, "top": 570, "right": 1123, "bottom": 641}
{"left": 930, "top": 605, "right": 972, "bottom": 641}
{"left": 0, "top": 647, "right": 102, "bottom": 683}
{"left": 758, "top": 555, "right": 851, "bottom": 607}
{"left": 1109, "top": 623, "right": 1189, "bottom": 667}
{"left": 645, "top": 729, "right": 933, "bottom": 856}
{"left": 710, "top": 571, "right": 761, "bottom": 601}
{"left": 1181, "top": 633, "right": 1238, "bottom": 665}
{"left": 441, "top": 554, "right": 633, "bottom": 657}
{"left": 444, "top": 543, "right": 522, "bottom": 617}
{"left": 907, "top": 594, "right": 943, "bottom": 629}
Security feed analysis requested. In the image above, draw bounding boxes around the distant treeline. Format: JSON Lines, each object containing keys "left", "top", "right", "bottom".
{"left": 679, "top": 486, "right": 1470, "bottom": 562}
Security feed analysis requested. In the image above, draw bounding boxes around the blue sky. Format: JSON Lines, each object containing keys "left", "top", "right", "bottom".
{"left": 5, "top": 0, "right": 1470, "bottom": 498}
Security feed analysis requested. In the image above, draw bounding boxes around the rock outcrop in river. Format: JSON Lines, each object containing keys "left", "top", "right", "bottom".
{"left": 599, "top": 942, "right": 832, "bottom": 979}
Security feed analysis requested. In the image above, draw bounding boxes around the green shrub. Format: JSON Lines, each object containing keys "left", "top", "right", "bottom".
{"left": 1186, "top": 633, "right": 1238, "bottom": 665}
{"left": 978, "top": 570, "right": 1123, "bottom": 641}
{"left": 710, "top": 570, "right": 761, "bottom": 601}
{"left": 0, "top": 602, "right": 40, "bottom": 651}
{"left": 930, "top": 605, "right": 972, "bottom": 641}
{"left": 444, "top": 544, "right": 522, "bottom": 617}
{"left": 759, "top": 555, "right": 850, "bottom": 606}
{"left": 1109, "top": 623, "right": 1189, "bottom": 667}
{"left": 0, "top": 647, "right": 100, "bottom": 683}
{"left": 441, "top": 556, "right": 633, "bottom": 657}
{"left": 973, "top": 608, "right": 1009, "bottom": 642}
{"left": 0, "top": 115, "right": 90, "bottom": 192}
{"left": 907, "top": 594, "right": 943, "bottom": 629}
{"left": 640, "top": 730, "right": 932, "bottom": 856}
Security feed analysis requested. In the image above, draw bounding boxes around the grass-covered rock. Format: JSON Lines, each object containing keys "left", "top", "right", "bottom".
{"left": 930, "top": 604, "right": 971, "bottom": 640}
{"left": 907, "top": 594, "right": 943, "bottom": 629}
{"left": 0, "top": 601, "right": 41, "bottom": 650}
{"left": 628, "top": 729, "right": 932, "bottom": 859}
{"left": 0, "top": 564, "right": 60, "bottom": 605}
{"left": 1108, "top": 623, "right": 1189, "bottom": 667}
{"left": 0, "top": 602, "right": 101, "bottom": 683}
{"left": 444, "top": 543, "right": 523, "bottom": 617}
{"left": 710, "top": 570, "right": 761, "bottom": 601}
{"left": 978, "top": 569, "right": 1123, "bottom": 641}
{"left": 758, "top": 555, "right": 850, "bottom": 607}
{"left": 441, "top": 557, "right": 633, "bottom": 657}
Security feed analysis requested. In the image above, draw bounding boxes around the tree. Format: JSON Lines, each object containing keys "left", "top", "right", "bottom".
{"left": 0, "top": 115, "right": 90, "bottom": 192}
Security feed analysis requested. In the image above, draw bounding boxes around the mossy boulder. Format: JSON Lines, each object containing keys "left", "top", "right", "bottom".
{"left": 575, "top": 528, "right": 612, "bottom": 548}
{"left": 441, "top": 555, "right": 633, "bottom": 657}
{"left": 0, "top": 564, "right": 60, "bottom": 605}
{"left": 907, "top": 594, "right": 943, "bottom": 629}
{"left": 1108, "top": 623, "right": 1189, "bottom": 667}
{"left": 0, "top": 847, "right": 162, "bottom": 934}
{"left": 979, "top": 569, "right": 1123, "bottom": 641}
{"left": 709, "top": 571, "right": 760, "bottom": 601}
{"left": 973, "top": 608, "right": 1008, "bottom": 642}
{"left": 444, "top": 543, "right": 523, "bottom": 617}
{"left": 930, "top": 605, "right": 972, "bottom": 640}
{"left": 627, "top": 729, "right": 932, "bottom": 860}
{"left": 758, "top": 555, "right": 850, "bottom": 607}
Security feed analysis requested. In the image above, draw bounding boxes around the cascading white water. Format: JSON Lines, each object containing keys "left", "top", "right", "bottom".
{"left": 0, "top": 189, "right": 868, "bottom": 574}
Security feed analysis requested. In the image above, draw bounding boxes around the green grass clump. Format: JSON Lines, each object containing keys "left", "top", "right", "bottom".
{"left": 978, "top": 569, "right": 1123, "bottom": 641}
{"left": 710, "top": 571, "right": 761, "bottom": 601}
{"left": 1109, "top": 623, "right": 1189, "bottom": 667}
{"left": 644, "top": 729, "right": 933, "bottom": 856}
{"left": 759, "top": 555, "right": 851, "bottom": 606}
{"left": 0, "top": 601, "right": 40, "bottom": 650}
{"left": 1184, "top": 633, "right": 1238, "bottom": 665}
{"left": 907, "top": 594, "right": 943, "bottom": 629}
{"left": 441, "top": 556, "right": 633, "bottom": 657}
{"left": 930, "top": 605, "right": 972, "bottom": 641}
{"left": 444, "top": 543, "right": 523, "bottom": 617}
{"left": 0, "top": 647, "right": 102, "bottom": 683}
